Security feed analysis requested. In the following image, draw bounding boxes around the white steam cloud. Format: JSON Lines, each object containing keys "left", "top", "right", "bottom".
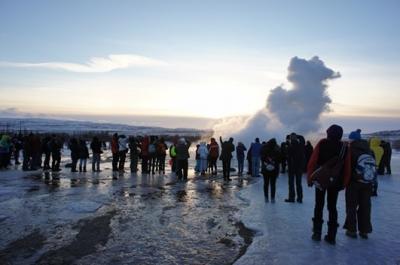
{"left": 214, "top": 56, "right": 340, "bottom": 145}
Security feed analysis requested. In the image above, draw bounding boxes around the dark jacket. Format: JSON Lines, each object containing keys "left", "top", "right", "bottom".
{"left": 90, "top": 139, "right": 102, "bottom": 154}
{"left": 176, "top": 141, "right": 191, "bottom": 160}
{"left": 219, "top": 137, "right": 235, "bottom": 160}
{"left": 261, "top": 140, "right": 281, "bottom": 175}
{"left": 287, "top": 138, "right": 305, "bottom": 170}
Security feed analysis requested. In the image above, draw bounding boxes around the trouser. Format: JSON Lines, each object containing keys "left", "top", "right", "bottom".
{"left": 43, "top": 152, "right": 51, "bottom": 170}
{"left": 112, "top": 152, "right": 119, "bottom": 171}
{"left": 170, "top": 157, "right": 176, "bottom": 173}
{"left": 237, "top": 157, "right": 244, "bottom": 174}
{"left": 222, "top": 158, "right": 231, "bottom": 180}
{"left": 252, "top": 157, "right": 260, "bottom": 177}
{"left": 176, "top": 159, "right": 188, "bottom": 180}
{"left": 195, "top": 159, "right": 200, "bottom": 172}
{"left": 118, "top": 151, "right": 127, "bottom": 171}
{"left": 263, "top": 173, "right": 278, "bottom": 199}
{"left": 51, "top": 152, "right": 61, "bottom": 171}
{"left": 141, "top": 157, "right": 148, "bottom": 173}
{"left": 247, "top": 158, "right": 252, "bottom": 175}
{"left": 79, "top": 158, "right": 87, "bottom": 171}
{"left": 157, "top": 155, "right": 166, "bottom": 173}
{"left": 288, "top": 167, "right": 303, "bottom": 201}
{"left": 200, "top": 158, "right": 208, "bottom": 173}
{"left": 92, "top": 153, "right": 100, "bottom": 171}
{"left": 148, "top": 156, "right": 156, "bottom": 174}
{"left": 130, "top": 155, "right": 138, "bottom": 173}
{"left": 22, "top": 151, "right": 31, "bottom": 170}
{"left": 344, "top": 182, "right": 372, "bottom": 233}
{"left": 71, "top": 158, "right": 78, "bottom": 172}
{"left": 313, "top": 187, "right": 339, "bottom": 238}
{"left": 281, "top": 158, "right": 287, "bottom": 173}
{"left": 210, "top": 158, "right": 218, "bottom": 174}
{"left": 14, "top": 149, "right": 21, "bottom": 164}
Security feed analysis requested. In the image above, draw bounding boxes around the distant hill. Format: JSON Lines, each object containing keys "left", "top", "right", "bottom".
{"left": 0, "top": 117, "right": 212, "bottom": 137}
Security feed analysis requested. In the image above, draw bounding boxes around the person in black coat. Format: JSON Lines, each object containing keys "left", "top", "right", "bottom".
{"left": 220, "top": 136, "right": 235, "bottom": 181}
{"left": 378, "top": 141, "right": 392, "bottom": 175}
{"left": 285, "top": 133, "right": 305, "bottom": 203}
{"left": 304, "top": 141, "right": 314, "bottom": 172}
{"left": 280, "top": 138, "right": 289, "bottom": 173}
{"left": 69, "top": 138, "right": 79, "bottom": 172}
{"left": 90, "top": 136, "right": 102, "bottom": 172}
{"left": 261, "top": 138, "right": 281, "bottom": 202}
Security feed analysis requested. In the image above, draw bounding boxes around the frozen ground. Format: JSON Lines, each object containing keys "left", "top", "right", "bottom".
{"left": 0, "top": 151, "right": 399, "bottom": 265}
{"left": 236, "top": 153, "right": 400, "bottom": 265}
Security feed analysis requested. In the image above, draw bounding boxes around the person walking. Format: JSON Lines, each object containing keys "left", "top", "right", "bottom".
{"left": 307, "top": 124, "right": 351, "bottom": 245}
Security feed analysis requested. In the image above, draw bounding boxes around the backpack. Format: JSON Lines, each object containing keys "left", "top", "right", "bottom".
{"left": 311, "top": 143, "right": 347, "bottom": 190}
{"left": 355, "top": 153, "right": 377, "bottom": 183}
{"left": 262, "top": 157, "right": 276, "bottom": 174}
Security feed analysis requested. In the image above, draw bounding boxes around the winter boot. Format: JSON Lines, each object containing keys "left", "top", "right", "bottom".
{"left": 324, "top": 222, "right": 339, "bottom": 245}
{"left": 345, "top": 230, "right": 357, "bottom": 239}
{"left": 312, "top": 218, "right": 323, "bottom": 241}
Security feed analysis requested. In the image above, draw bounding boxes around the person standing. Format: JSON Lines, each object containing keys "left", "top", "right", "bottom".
{"left": 285, "top": 133, "right": 305, "bottom": 203}
{"left": 307, "top": 125, "right": 351, "bottom": 245}
{"left": 78, "top": 139, "right": 89, "bottom": 172}
{"left": 50, "top": 135, "right": 62, "bottom": 172}
{"left": 379, "top": 140, "right": 392, "bottom": 175}
{"left": 175, "top": 138, "right": 191, "bottom": 180}
{"left": 42, "top": 136, "right": 52, "bottom": 170}
{"left": 69, "top": 138, "right": 79, "bottom": 173}
{"left": 305, "top": 141, "right": 314, "bottom": 172}
{"left": 156, "top": 137, "right": 168, "bottom": 174}
{"left": 140, "top": 136, "right": 150, "bottom": 174}
{"left": 198, "top": 142, "right": 209, "bottom": 175}
{"left": 261, "top": 138, "right": 281, "bottom": 202}
{"left": 169, "top": 140, "right": 177, "bottom": 173}
{"left": 280, "top": 138, "right": 289, "bottom": 173}
{"left": 118, "top": 135, "right": 129, "bottom": 172}
{"left": 343, "top": 130, "right": 374, "bottom": 239}
{"left": 236, "top": 142, "right": 247, "bottom": 176}
{"left": 250, "top": 138, "right": 262, "bottom": 177}
{"left": 219, "top": 136, "right": 235, "bottom": 181}
{"left": 111, "top": 133, "right": 119, "bottom": 172}
{"left": 128, "top": 136, "right": 140, "bottom": 173}
{"left": 90, "top": 136, "right": 102, "bottom": 172}
{"left": 208, "top": 138, "right": 219, "bottom": 175}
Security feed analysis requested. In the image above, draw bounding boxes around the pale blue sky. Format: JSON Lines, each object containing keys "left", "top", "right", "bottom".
{"left": 0, "top": 0, "right": 399, "bottom": 128}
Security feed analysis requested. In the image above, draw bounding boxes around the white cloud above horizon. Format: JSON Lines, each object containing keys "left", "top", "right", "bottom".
{"left": 0, "top": 54, "right": 168, "bottom": 73}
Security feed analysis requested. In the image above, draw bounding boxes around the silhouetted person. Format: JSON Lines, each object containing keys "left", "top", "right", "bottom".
{"left": 261, "top": 138, "right": 281, "bottom": 202}
{"left": 148, "top": 136, "right": 158, "bottom": 174}
{"left": 69, "top": 138, "right": 79, "bottom": 172}
{"left": 11, "top": 134, "right": 22, "bottom": 165}
{"left": 378, "top": 141, "right": 392, "bottom": 175}
{"left": 176, "top": 138, "right": 191, "bottom": 180}
{"left": 305, "top": 140, "right": 314, "bottom": 172}
{"left": 111, "top": 133, "right": 119, "bottom": 172}
{"left": 208, "top": 138, "right": 219, "bottom": 175}
{"left": 50, "top": 135, "right": 62, "bottom": 172}
{"left": 90, "top": 136, "right": 102, "bottom": 172}
{"left": 219, "top": 136, "right": 235, "bottom": 181}
{"left": 156, "top": 137, "right": 168, "bottom": 174}
{"left": 140, "top": 136, "right": 150, "bottom": 174}
{"left": 285, "top": 133, "right": 305, "bottom": 203}
{"left": 250, "top": 138, "right": 262, "bottom": 177}
{"left": 280, "top": 138, "right": 289, "bottom": 173}
{"left": 236, "top": 142, "right": 247, "bottom": 176}
{"left": 307, "top": 125, "right": 351, "bottom": 245}
{"left": 42, "top": 136, "right": 51, "bottom": 170}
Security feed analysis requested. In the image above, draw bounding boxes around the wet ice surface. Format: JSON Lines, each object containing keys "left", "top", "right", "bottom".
{"left": 0, "top": 151, "right": 254, "bottom": 265}
{"left": 236, "top": 153, "right": 400, "bottom": 265}
{"left": 0, "top": 151, "right": 399, "bottom": 265}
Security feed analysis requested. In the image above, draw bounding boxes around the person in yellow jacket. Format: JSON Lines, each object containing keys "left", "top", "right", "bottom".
{"left": 369, "top": 137, "right": 383, "bottom": 196}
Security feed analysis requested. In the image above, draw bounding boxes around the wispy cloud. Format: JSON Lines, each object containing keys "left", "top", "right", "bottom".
{"left": 0, "top": 54, "right": 167, "bottom": 73}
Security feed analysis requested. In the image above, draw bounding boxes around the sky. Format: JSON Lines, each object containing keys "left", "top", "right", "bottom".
{"left": 0, "top": 0, "right": 399, "bottom": 131}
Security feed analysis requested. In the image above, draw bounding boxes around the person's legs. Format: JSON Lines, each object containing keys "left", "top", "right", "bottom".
{"left": 325, "top": 188, "right": 339, "bottom": 244}
{"left": 358, "top": 184, "right": 372, "bottom": 235}
{"left": 227, "top": 159, "right": 232, "bottom": 179}
{"left": 287, "top": 169, "right": 295, "bottom": 201}
{"left": 263, "top": 174, "right": 269, "bottom": 198}
{"left": 295, "top": 168, "right": 303, "bottom": 202}
{"left": 183, "top": 159, "right": 188, "bottom": 180}
{"left": 270, "top": 174, "right": 277, "bottom": 200}
{"left": 312, "top": 188, "right": 326, "bottom": 241}
{"left": 344, "top": 182, "right": 358, "bottom": 236}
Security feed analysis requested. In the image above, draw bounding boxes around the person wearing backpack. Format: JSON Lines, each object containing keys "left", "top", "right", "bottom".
{"left": 90, "top": 136, "right": 102, "bottom": 172}
{"left": 208, "top": 138, "right": 219, "bottom": 175}
{"left": 175, "top": 138, "right": 191, "bottom": 180}
{"left": 261, "top": 138, "right": 281, "bottom": 202}
{"left": 307, "top": 124, "right": 351, "bottom": 245}
{"left": 343, "top": 130, "right": 375, "bottom": 239}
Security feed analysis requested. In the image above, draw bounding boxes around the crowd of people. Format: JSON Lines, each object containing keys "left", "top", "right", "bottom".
{"left": 0, "top": 126, "right": 394, "bottom": 245}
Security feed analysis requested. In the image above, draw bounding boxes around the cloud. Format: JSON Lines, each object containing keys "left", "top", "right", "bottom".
{"left": 213, "top": 56, "right": 341, "bottom": 145}
{"left": 0, "top": 54, "right": 167, "bottom": 73}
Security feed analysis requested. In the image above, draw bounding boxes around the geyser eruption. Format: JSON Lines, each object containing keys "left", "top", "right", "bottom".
{"left": 213, "top": 56, "right": 340, "bottom": 145}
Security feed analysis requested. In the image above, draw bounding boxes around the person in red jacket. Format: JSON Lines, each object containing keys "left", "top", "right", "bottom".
{"left": 307, "top": 124, "right": 351, "bottom": 245}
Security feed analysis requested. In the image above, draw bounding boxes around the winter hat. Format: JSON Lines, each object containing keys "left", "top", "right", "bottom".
{"left": 348, "top": 130, "right": 361, "bottom": 140}
{"left": 326, "top": 124, "right": 343, "bottom": 141}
